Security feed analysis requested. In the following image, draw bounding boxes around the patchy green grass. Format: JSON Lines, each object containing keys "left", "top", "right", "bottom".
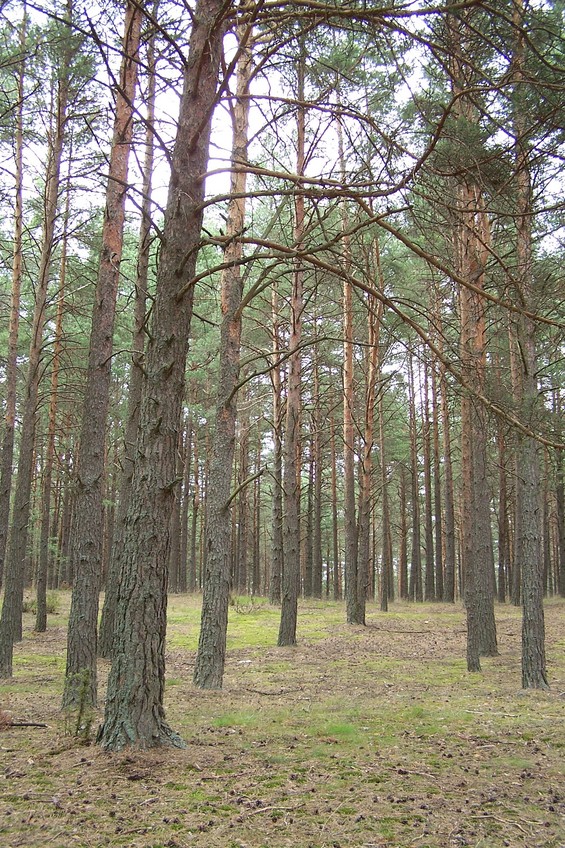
{"left": 0, "top": 593, "right": 564, "bottom": 848}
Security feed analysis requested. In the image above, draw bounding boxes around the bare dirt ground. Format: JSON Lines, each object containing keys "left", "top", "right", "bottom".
{"left": 1, "top": 596, "right": 564, "bottom": 848}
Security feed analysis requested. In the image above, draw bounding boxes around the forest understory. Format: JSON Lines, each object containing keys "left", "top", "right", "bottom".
{"left": 1, "top": 594, "right": 564, "bottom": 848}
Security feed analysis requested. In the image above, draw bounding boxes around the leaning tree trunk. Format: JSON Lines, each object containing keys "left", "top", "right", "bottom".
{"left": 63, "top": 0, "right": 143, "bottom": 710}
{"left": 193, "top": 20, "right": 253, "bottom": 689}
{"left": 98, "top": 0, "right": 229, "bottom": 750}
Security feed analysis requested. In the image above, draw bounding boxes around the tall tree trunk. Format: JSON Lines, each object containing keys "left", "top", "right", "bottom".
{"left": 434, "top": 298, "right": 456, "bottom": 602}
{"left": 398, "top": 463, "right": 408, "bottom": 600}
{"left": 358, "top": 270, "right": 381, "bottom": 611}
{"left": 252, "top": 433, "right": 261, "bottom": 595}
{"left": 448, "top": 9, "right": 497, "bottom": 667}
{"left": 178, "top": 419, "right": 192, "bottom": 594}
{"left": 379, "top": 394, "right": 393, "bottom": 612}
{"left": 64, "top": 0, "right": 142, "bottom": 709}
{"left": 339, "top": 125, "right": 362, "bottom": 626}
{"left": 431, "top": 356, "right": 444, "bottom": 602}
{"left": 269, "top": 280, "right": 283, "bottom": 604}
{"left": 512, "top": 0, "right": 548, "bottom": 690}
{"left": 193, "top": 20, "right": 252, "bottom": 688}
{"left": 98, "top": 20, "right": 157, "bottom": 657}
{"left": 556, "top": 398, "right": 565, "bottom": 598}
{"left": 330, "top": 407, "right": 341, "bottom": 600}
{"left": 168, "top": 431, "right": 184, "bottom": 593}
{"left": 98, "top": 0, "right": 229, "bottom": 749}
{"left": 311, "top": 334, "right": 323, "bottom": 599}
{"left": 236, "top": 408, "right": 250, "bottom": 594}
{"left": 497, "top": 420, "right": 510, "bottom": 603}
{"left": 0, "top": 31, "right": 69, "bottom": 676}
{"left": 422, "top": 359, "right": 435, "bottom": 602}
{"left": 407, "top": 351, "right": 422, "bottom": 602}
{"left": 36, "top": 172, "right": 71, "bottom": 631}
{"left": 304, "top": 435, "right": 314, "bottom": 598}
{"left": 0, "top": 6, "right": 26, "bottom": 589}
{"left": 278, "top": 47, "right": 305, "bottom": 647}
{"left": 189, "top": 433, "right": 201, "bottom": 593}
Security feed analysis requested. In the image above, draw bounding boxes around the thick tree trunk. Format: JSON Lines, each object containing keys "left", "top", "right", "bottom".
{"left": 447, "top": 11, "right": 497, "bottom": 666}
{"left": 193, "top": 22, "right": 252, "bottom": 688}
{"left": 98, "top": 37, "right": 157, "bottom": 656}
{"left": 63, "top": 0, "right": 142, "bottom": 709}
{"left": 98, "top": 0, "right": 229, "bottom": 749}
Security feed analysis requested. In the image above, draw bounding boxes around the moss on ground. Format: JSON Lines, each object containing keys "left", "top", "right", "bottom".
{"left": 0, "top": 593, "right": 563, "bottom": 848}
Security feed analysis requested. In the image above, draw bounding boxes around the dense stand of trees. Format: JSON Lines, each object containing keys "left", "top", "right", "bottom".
{"left": 0, "top": 0, "right": 563, "bottom": 747}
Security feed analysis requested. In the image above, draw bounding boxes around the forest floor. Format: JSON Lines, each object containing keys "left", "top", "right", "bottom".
{"left": 0, "top": 594, "right": 564, "bottom": 848}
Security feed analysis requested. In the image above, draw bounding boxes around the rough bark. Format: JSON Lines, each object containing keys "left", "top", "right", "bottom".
{"left": 193, "top": 22, "right": 252, "bottom": 688}
{"left": 447, "top": 10, "right": 497, "bottom": 666}
{"left": 98, "top": 0, "right": 229, "bottom": 748}
{"left": 513, "top": 0, "right": 548, "bottom": 690}
{"left": 63, "top": 0, "right": 143, "bottom": 709}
